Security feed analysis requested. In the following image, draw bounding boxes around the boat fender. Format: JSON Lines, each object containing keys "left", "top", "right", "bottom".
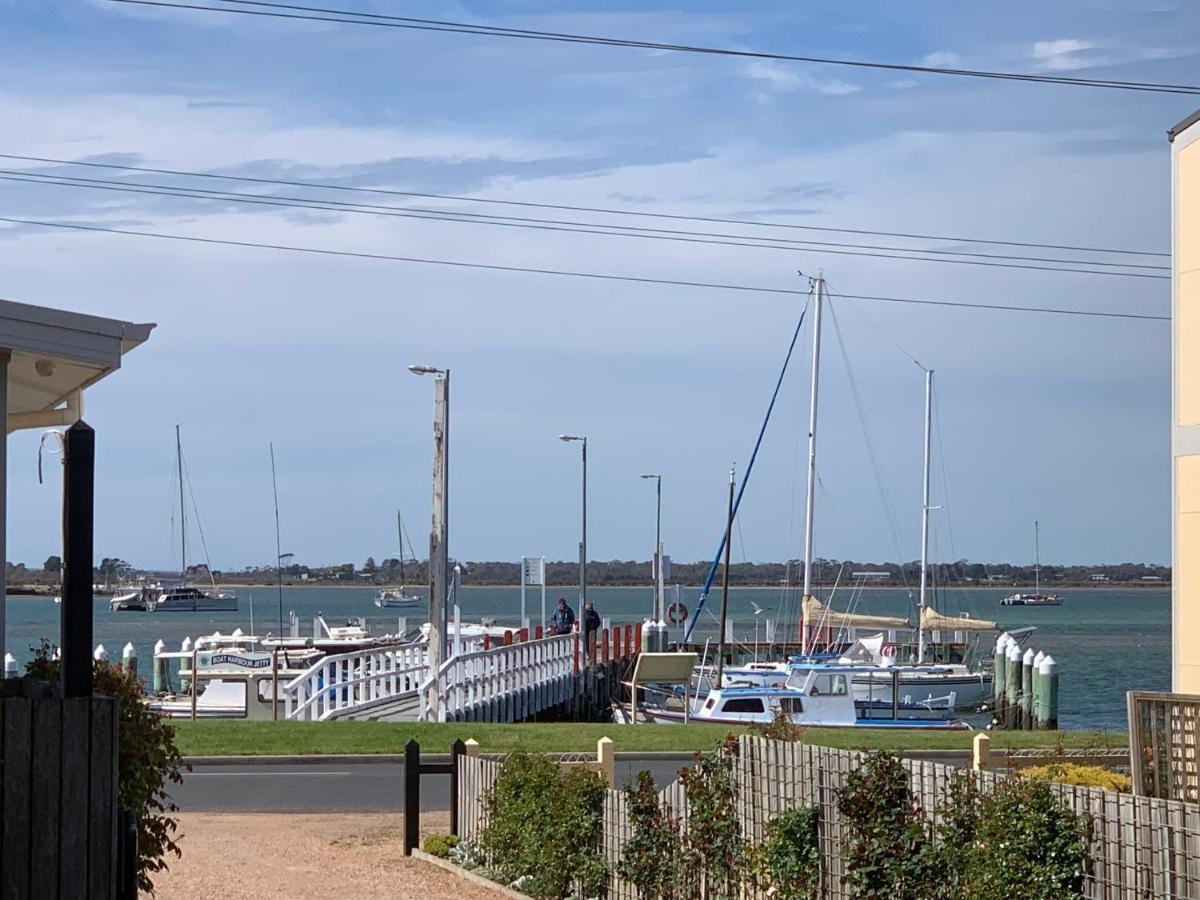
{"left": 667, "top": 602, "right": 688, "bottom": 625}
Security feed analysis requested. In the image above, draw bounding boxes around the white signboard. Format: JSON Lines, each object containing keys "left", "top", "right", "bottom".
{"left": 522, "top": 557, "right": 546, "bottom": 586}
{"left": 198, "top": 651, "right": 273, "bottom": 673}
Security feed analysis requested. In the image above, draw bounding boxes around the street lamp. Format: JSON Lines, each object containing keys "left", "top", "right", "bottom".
{"left": 559, "top": 435, "right": 587, "bottom": 616}
{"left": 412, "top": 364, "right": 450, "bottom": 693}
{"left": 276, "top": 551, "right": 294, "bottom": 640}
{"left": 640, "top": 474, "right": 662, "bottom": 622}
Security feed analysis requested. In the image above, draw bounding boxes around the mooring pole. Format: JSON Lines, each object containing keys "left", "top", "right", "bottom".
{"left": 61, "top": 420, "right": 95, "bottom": 698}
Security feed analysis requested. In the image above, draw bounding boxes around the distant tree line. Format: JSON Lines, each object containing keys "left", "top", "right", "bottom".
{"left": 3, "top": 556, "right": 1171, "bottom": 587}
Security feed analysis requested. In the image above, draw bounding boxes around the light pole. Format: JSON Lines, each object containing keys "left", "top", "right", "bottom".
{"left": 411, "top": 364, "right": 449, "bottom": 715}
{"left": 640, "top": 474, "right": 662, "bottom": 622}
{"left": 559, "top": 435, "right": 587, "bottom": 618}
{"left": 277, "top": 551, "right": 294, "bottom": 639}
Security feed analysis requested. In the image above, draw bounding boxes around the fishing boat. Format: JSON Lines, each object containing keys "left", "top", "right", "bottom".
{"left": 613, "top": 663, "right": 968, "bottom": 729}
{"left": 1002, "top": 521, "right": 1061, "bottom": 606}
{"left": 376, "top": 510, "right": 424, "bottom": 608}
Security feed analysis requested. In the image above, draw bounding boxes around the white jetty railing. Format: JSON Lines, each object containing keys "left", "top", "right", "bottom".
{"left": 421, "top": 632, "right": 577, "bottom": 722}
{"left": 284, "top": 643, "right": 429, "bottom": 721}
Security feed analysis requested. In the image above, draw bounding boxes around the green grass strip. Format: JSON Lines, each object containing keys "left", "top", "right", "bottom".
{"left": 173, "top": 721, "right": 1126, "bottom": 757}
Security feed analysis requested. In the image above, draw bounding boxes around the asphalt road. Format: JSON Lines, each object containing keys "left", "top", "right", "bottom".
{"left": 173, "top": 758, "right": 696, "bottom": 813}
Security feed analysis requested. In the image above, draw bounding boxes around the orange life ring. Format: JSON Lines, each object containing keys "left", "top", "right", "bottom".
{"left": 667, "top": 602, "right": 688, "bottom": 625}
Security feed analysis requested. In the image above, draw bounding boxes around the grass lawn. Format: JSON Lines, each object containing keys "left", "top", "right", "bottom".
{"left": 173, "top": 720, "right": 1127, "bottom": 757}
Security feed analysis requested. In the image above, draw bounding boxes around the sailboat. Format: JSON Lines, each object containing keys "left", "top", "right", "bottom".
{"left": 1001, "top": 521, "right": 1061, "bottom": 606}
{"left": 132, "top": 426, "right": 237, "bottom": 612}
{"left": 375, "top": 510, "right": 423, "bottom": 608}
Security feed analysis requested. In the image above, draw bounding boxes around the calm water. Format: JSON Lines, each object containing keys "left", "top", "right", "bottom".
{"left": 3, "top": 586, "right": 1168, "bottom": 732}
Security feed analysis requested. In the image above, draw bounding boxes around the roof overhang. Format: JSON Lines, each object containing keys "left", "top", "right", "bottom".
{"left": 0, "top": 298, "right": 155, "bottom": 432}
{"left": 1169, "top": 108, "right": 1200, "bottom": 143}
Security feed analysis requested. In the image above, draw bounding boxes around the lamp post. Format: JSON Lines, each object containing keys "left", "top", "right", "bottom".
{"left": 277, "top": 551, "right": 294, "bottom": 641}
{"left": 411, "top": 364, "right": 449, "bottom": 716}
{"left": 640, "top": 474, "right": 662, "bottom": 622}
{"left": 559, "top": 435, "right": 587, "bottom": 618}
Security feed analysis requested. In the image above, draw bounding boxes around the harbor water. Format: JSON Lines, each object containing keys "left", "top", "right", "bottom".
{"left": 3, "top": 586, "right": 1167, "bottom": 732}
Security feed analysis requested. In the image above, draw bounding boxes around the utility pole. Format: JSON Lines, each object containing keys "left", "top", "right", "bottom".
{"left": 411, "top": 365, "right": 449, "bottom": 719}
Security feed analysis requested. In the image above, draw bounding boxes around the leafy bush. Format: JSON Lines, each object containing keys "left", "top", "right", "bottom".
{"left": 837, "top": 751, "right": 939, "bottom": 900}
{"left": 26, "top": 640, "right": 185, "bottom": 896}
{"left": 479, "top": 751, "right": 608, "bottom": 899}
{"left": 961, "top": 777, "right": 1089, "bottom": 899}
{"left": 617, "top": 771, "right": 699, "bottom": 899}
{"left": 423, "top": 833, "right": 460, "bottom": 858}
{"left": 1022, "top": 763, "right": 1131, "bottom": 793}
{"left": 680, "top": 745, "right": 746, "bottom": 899}
{"left": 757, "top": 804, "right": 821, "bottom": 900}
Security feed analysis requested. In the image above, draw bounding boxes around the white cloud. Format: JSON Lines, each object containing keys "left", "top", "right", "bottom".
{"left": 920, "top": 51, "right": 965, "bottom": 68}
{"left": 1030, "top": 38, "right": 1101, "bottom": 71}
{"left": 743, "top": 60, "right": 861, "bottom": 96}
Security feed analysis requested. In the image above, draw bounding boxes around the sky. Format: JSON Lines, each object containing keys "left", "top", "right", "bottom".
{"left": 0, "top": 0, "right": 1193, "bottom": 571}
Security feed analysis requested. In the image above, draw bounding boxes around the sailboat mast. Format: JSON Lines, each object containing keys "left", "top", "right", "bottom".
{"left": 176, "top": 424, "right": 186, "bottom": 577}
{"left": 918, "top": 369, "right": 933, "bottom": 662}
{"left": 1035, "top": 520, "right": 1040, "bottom": 594}
{"left": 397, "top": 509, "right": 406, "bottom": 585}
{"left": 270, "top": 442, "right": 284, "bottom": 638}
{"left": 800, "top": 277, "right": 824, "bottom": 655}
{"left": 715, "top": 466, "right": 735, "bottom": 689}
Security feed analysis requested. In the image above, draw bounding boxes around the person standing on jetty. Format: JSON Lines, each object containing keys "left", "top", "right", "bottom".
{"left": 550, "top": 597, "right": 575, "bottom": 635}
{"left": 583, "top": 601, "right": 601, "bottom": 662}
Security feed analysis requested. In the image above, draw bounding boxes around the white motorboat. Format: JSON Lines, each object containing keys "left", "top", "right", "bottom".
{"left": 615, "top": 664, "right": 967, "bottom": 729}
{"left": 147, "top": 584, "right": 238, "bottom": 613}
{"left": 109, "top": 588, "right": 151, "bottom": 612}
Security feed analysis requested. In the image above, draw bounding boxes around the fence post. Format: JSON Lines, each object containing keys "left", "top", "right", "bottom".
{"left": 464, "top": 738, "right": 480, "bottom": 758}
{"left": 597, "top": 736, "right": 614, "bottom": 787}
{"left": 61, "top": 421, "right": 95, "bottom": 699}
{"left": 450, "top": 738, "right": 465, "bottom": 837}
{"left": 116, "top": 809, "right": 137, "bottom": 900}
{"left": 972, "top": 732, "right": 991, "bottom": 772}
{"left": 404, "top": 739, "right": 420, "bottom": 855}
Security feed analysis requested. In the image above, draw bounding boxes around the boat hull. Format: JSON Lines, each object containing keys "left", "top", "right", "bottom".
{"left": 612, "top": 702, "right": 967, "bottom": 729}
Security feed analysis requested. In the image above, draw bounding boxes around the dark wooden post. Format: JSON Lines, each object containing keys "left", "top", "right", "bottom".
{"left": 449, "top": 738, "right": 465, "bottom": 836}
{"left": 61, "top": 421, "right": 95, "bottom": 699}
{"left": 404, "top": 739, "right": 420, "bottom": 855}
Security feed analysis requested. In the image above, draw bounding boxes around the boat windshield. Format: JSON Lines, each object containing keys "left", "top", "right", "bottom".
{"left": 785, "top": 668, "right": 850, "bottom": 695}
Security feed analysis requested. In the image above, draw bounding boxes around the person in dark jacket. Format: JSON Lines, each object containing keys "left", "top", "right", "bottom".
{"left": 550, "top": 597, "right": 576, "bottom": 635}
{"left": 583, "top": 601, "right": 601, "bottom": 661}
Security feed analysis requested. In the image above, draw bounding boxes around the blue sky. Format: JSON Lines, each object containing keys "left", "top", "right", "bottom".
{"left": 0, "top": 0, "right": 1193, "bottom": 571}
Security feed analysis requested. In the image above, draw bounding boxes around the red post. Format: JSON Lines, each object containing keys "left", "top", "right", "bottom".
{"left": 534, "top": 625, "right": 543, "bottom": 640}
{"left": 483, "top": 634, "right": 492, "bottom": 652}
{"left": 503, "top": 630, "right": 513, "bottom": 646}
{"left": 573, "top": 630, "right": 580, "bottom": 674}
{"left": 601, "top": 628, "right": 610, "bottom": 663}
{"left": 634, "top": 623, "right": 643, "bottom": 654}
{"left": 519, "top": 627, "right": 529, "bottom": 643}
{"left": 624, "top": 624, "right": 633, "bottom": 658}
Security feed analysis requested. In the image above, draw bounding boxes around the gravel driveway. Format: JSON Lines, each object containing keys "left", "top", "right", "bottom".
{"left": 148, "top": 811, "right": 507, "bottom": 899}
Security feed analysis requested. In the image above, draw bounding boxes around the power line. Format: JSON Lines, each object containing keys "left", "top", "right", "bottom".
{"left": 0, "top": 153, "right": 1167, "bottom": 258}
{"left": 101, "top": 0, "right": 1200, "bottom": 95}
{"left": 0, "top": 171, "right": 1169, "bottom": 279}
{"left": 0, "top": 214, "right": 1170, "bottom": 320}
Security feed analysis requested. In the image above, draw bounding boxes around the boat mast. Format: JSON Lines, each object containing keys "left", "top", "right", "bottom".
{"left": 715, "top": 465, "right": 735, "bottom": 689}
{"left": 1034, "top": 520, "right": 1040, "bottom": 595}
{"left": 270, "top": 442, "right": 285, "bottom": 638}
{"left": 397, "top": 509, "right": 406, "bottom": 586}
{"left": 176, "top": 424, "right": 186, "bottom": 578}
{"left": 800, "top": 276, "right": 824, "bottom": 655}
{"left": 917, "top": 369, "right": 933, "bottom": 662}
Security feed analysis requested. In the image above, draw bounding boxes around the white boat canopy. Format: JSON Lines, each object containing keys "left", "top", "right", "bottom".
{"left": 803, "top": 595, "right": 910, "bottom": 631}
{"left": 920, "top": 606, "right": 999, "bottom": 632}
{"left": 0, "top": 297, "right": 155, "bottom": 657}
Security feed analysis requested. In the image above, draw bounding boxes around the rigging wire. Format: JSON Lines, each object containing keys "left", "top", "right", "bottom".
{"left": 0, "top": 153, "right": 1167, "bottom": 258}
{"left": 825, "top": 295, "right": 912, "bottom": 586}
{"left": 180, "top": 447, "right": 218, "bottom": 585}
{"left": 0, "top": 170, "right": 1170, "bottom": 273}
{"left": 0, "top": 216, "right": 1172, "bottom": 320}
{"left": 99, "top": 0, "right": 1200, "bottom": 95}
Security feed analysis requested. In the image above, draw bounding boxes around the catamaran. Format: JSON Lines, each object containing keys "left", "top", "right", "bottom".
{"left": 1002, "top": 521, "right": 1061, "bottom": 606}
{"left": 376, "top": 510, "right": 424, "bottom": 608}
